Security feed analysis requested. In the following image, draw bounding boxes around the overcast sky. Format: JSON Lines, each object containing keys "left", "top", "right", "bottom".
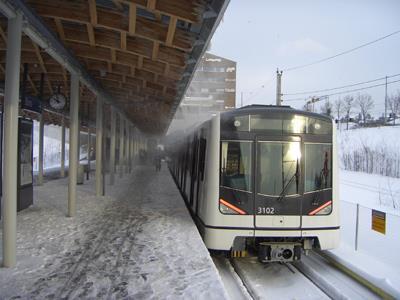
{"left": 210, "top": 0, "right": 400, "bottom": 116}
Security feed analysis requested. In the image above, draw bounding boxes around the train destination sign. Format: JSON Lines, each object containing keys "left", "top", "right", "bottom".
{"left": 371, "top": 209, "right": 386, "bottom": 234}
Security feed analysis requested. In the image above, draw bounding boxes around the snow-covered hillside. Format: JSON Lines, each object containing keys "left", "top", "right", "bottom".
{"left": 338, "top": 126, "right": 400, "bottom": 178}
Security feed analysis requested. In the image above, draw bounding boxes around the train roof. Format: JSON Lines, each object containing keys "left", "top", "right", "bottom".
{"left": 221, "top": 105, "right": 332, "bottom": 122}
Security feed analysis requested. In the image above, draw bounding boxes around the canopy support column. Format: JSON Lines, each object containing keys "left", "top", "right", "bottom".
{"left": 2, "top": 13, "right": 22, "bottom": 268}
{"left": 38, "top": 114, "right": 44, "bottom": 185}
{"left": 110, "top": 107, "right": 116, "bottom": 185}
{"left": 68, "top": 72, "right": 80, "bottom": 217}
{"left": 95, "top": 97, "right": 103, "bottom": 197}
{"left": 87, "top": 125, "right": 91, "bottom": 178}
{"left": 119, "top": 114, "right": 124, "bottom": 178}
{"left": 60, "top": 116, "right": 66, "bottom": 177}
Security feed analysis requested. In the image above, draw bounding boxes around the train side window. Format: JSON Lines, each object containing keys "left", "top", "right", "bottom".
{"left": 220, "top": 141, "right": 252, "bottom": 192}
{"left": 199, "top": 138, "right": 207, "bottom": 181}
{"left": 304, "top": 143, "right": 332, "bottom": 192}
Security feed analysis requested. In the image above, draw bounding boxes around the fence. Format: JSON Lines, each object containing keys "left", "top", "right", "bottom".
{"left": 340, "top": 200, "right": 400, "bottom": 269}
{"left": 341, "top": 147, "right": 400, "bottom": 178}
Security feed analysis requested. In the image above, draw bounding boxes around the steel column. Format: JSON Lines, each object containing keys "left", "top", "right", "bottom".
{"left": 2, "top": 13, "right": 22, "bottom": 268}
{"left": 60, "top": 116, "right": 66, "bottom": 177}
{"left": 125, "top": 120, "right": 129, "bottom": 173}
{"left": 95, "top": 97, "right": 103, "bottom": 196}
{"left": 38, "top": 114, "right": 44, "bottom": 185}
{"left": 68, "top": 73, "right": 79, "bottom": 217}
{"left": 87, "top": 126, "right": 91, "bottom": 176}
{"left": 119, "top": 114, "right": 124, "bottom": 178}
{"left": 109, "top": 107, "right": 116, "bottom": 185}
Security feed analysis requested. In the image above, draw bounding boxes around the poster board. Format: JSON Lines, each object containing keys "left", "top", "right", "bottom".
{"left": 17, "top": 118, "right": 34, "bottom": 211}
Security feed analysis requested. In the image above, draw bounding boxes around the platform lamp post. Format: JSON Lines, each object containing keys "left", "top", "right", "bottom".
{"left": 2, "top": 13, "right": 22, "bottom": 268}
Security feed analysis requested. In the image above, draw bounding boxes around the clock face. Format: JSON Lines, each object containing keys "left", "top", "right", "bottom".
{"left": 49, "top": 93, "right": 66, "bottom": 110}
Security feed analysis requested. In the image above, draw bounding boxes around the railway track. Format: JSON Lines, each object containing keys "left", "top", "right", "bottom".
{"left": 213, "top": 251, "right": 387, "bottom": 300}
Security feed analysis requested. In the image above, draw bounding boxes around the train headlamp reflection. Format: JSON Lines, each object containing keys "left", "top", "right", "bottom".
{"left": 288, "top": 142, "right": 301, "bottom": 160}
{"left": 291, "top": 116, "right": 305, "bottom": 133}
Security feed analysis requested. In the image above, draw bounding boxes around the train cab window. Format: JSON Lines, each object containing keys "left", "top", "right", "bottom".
{"left": 305, "top": 143, "right": 332, "bottom": 192}
{"left": 257, "top": 142, "right": 300, "bottom": 196}
{"left": 220, "top": 141, "right": 252, "bottom": 192}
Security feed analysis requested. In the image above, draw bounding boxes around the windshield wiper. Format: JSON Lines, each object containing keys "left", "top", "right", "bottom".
{"left": 277, "top": 158, "right": 299, "bottom": 202}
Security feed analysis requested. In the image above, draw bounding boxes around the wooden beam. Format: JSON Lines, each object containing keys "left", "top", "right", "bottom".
{"left": 107, "top": 61, "right": 112, "bottom": 72}
{"left": 166, "top": 16, "right": 177, "bottom": 46}
{"left": 112, "top": 0, "right": 124, "bottom": 11}
{"left": 128, "top": 3, "right": 136, "bottom": 35}
{"left": 86, "top": 23, "right": 95, "bottom": 46}
{"left": 54, "top": 18, "right": 65, "bottom": 40}
{"left": 0, "top": 26, "right": 6, "bottom": 42}
{"left": 111, "top": 48, "right": 117, "bottom": 63}
{"left": 130, "top": 66, "right": 135, "bottom": 77}
{"left": 164, "top": 63, "right": 169, "bottom": 76}
{"left": 88, "top": 0, "right": 98, "bottom": 25}
{"left": 147, "top": 0, "right": 157, "bottom": 10}
{"left": 138, "top": 56, "right": 143, "bottom": 69}
{"left": 152, "top": 41, "right": 159, "bottom": 61}
{"left": 154, "top": 12, "right": 162, "bottom": 21}
{"left": 120, "top": 31, "right": 127, "bottom": 50}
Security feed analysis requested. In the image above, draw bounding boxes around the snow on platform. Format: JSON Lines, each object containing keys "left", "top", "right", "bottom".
{"left": 0, "top": 164, "right": 228, "bottom": 299}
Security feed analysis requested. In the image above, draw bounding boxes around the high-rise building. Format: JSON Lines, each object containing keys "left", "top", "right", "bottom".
{"left": 180, "top": 52, "right": 236, "bottom": 114}
{"left": 168, "top": 53, "right": 236, "bottom": 133}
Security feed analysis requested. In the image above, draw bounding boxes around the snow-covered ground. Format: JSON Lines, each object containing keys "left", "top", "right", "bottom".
{"left": 335, "top": 126, "right": 400, "bottom": 297}
{"left": 0, "top": 165, "right": 227, "bottom": 299}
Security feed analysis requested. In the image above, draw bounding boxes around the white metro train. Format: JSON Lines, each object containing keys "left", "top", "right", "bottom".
{"left": 168, "top": 105, "right": 339, "bottom": 262}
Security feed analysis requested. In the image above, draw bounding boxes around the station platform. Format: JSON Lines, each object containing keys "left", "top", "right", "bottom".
{"left": 0, "top": 164, "right": 228, "bottom": 299}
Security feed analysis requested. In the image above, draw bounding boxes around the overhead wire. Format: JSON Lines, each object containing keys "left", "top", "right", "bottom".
{"left": 282, "top": 29, "right": 400, "bottom": 72}
{"left": 283, "top": 73, "right": 400, "bottom": 96}
{"left": 283, "top": 78, "right": 400, "bottom": 102}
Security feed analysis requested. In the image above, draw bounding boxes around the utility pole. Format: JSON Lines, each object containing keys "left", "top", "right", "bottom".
{"left": 241, "top": 91, "right": 243, "bottom": 107}
{"left": 384, "top": 76, "right": 388, "bottom": 125}
{"left": 276, "top": 69, "right": 283, "bottom": 106}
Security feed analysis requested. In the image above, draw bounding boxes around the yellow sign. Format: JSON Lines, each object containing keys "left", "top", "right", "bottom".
{"left": 372, "top": 210, "right": 386, "bottom": 234}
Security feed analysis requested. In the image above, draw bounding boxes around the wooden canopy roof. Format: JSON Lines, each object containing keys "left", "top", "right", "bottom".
{"left": 0, "top": 0, "right": 228, "bottom": 134}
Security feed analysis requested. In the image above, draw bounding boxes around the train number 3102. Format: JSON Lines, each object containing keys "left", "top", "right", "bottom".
{"left": 257, "top": 207, "right": 275, "bottom": 214}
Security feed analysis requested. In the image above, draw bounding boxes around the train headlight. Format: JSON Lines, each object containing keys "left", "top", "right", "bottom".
{"left": 309, "top": 200, "right": 333, "bottom": 215}
{"left": 315, "top": 203, "right": 332, "bottom": 215}
{"left": 234, "top": 120, "right": 241, "bottom": 127}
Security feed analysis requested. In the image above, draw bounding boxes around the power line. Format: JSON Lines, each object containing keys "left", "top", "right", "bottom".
{"left": 283, "top": 78, "right": 400, "bottom": 102}
{"left": 283, "top": 73, "right": 400, "bottom": 96}
{"left": 282, "top": 29, "right": 400, "bottom": 72}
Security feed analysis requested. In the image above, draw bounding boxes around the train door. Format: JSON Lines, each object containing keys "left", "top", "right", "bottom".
{"left": 254, "top": 136, "right": 302, "bottom": 228}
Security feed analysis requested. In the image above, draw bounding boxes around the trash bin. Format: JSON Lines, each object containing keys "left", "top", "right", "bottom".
{"left": 77, "top": 164, "right": 84, "bottom": 184}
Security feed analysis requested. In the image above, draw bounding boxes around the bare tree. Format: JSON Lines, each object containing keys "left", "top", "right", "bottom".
{"left": 334, "top": 98, "right": 344, "bottom": 124}
{"left": 320, "top": 99, "right": 333, "bottom": 118}
{"left": 343, "top": 95, "right": 354, "bottom": 130}
{"left": 388, "top": 90, "right": 400, "bottom": 125}
{"left": 356, "top": 93, "right": 374, "bottom": 125}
